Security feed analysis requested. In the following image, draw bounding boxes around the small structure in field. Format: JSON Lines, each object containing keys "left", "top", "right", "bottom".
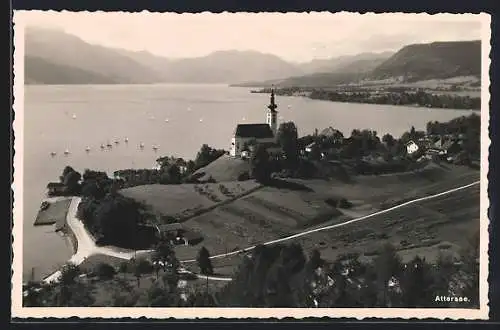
{"left": 46, "top": 182, "right": 67, "bottom": 196}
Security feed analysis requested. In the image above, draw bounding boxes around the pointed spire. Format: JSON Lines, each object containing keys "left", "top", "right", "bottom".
{"left": 268, "top": 84, "right": 278, "bottom": 112}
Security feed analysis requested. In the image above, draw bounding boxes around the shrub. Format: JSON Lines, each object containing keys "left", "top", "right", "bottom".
{"left": 95, "top": 262, "right": 116, "bottom": 280}
{"left": 337, "top": 198, "right": 353, "bottom": 209}
{"left": 133, "top": 258, "right": 153, "bottom": 275}
{"left": 118, "top": 261, "right": 130, "bottom": 273}
{"left": 237, "top": 172, "right": 250, "bottom": 181}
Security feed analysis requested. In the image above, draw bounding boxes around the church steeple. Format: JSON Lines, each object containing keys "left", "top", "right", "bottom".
{"left": 266, "top": 85, "right": 279, "bottom": 137}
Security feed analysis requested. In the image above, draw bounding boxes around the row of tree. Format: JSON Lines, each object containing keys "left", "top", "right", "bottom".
{"left": 308, "top": 89, "right": 480, "bottom": 110}
{"left": 25, "top": 231, "right": 479, "bottom": 308}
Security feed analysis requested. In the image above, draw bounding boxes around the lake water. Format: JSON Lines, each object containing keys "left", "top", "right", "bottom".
{"left": 20, "top": 83, "right": 476, "bottom": 281}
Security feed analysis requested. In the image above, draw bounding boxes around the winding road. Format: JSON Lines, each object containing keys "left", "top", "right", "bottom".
{"left": 43, "top": 180, "right": 480, "bottom": 284}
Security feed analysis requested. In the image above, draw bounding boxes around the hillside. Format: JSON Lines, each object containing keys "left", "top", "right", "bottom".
{"left": 25, "top": 27, "right": 163, "bottom": 84}
{"left": 25, "top": 28, "right": 303, "bottom": 85}
{"left": 235, "top": 41, "right": 480, "bottom": 88}
{"left": 232, "top": 52, "right": 392, "bottom": 88}
{"left": 370, "top": 40, "right": 481, "bottom": 82}
{"left": 25, "top": 56, "right": 118, "bottom": 85}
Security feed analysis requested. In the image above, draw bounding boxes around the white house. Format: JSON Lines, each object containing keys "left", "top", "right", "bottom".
{"left": 230, "top": 88, "right": 282, "bottom": 157}
{"left": 406, "top": 140, "right": 420, "bottom": 155}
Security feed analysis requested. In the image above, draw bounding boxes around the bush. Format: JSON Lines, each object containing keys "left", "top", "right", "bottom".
{"left": 133, "top": 258, "right": 153, "bottom": 275}
{"left": 95, "top": 262, "right": 116, "bottom": 280}
{"left": 237, "top": 172, "right": 250, "bottom": 181}
{"left": 118, "top": 261, "right": 130, "bottom": 273}
{"left": 337, "top": 198, "right": 353, "bottom": 209}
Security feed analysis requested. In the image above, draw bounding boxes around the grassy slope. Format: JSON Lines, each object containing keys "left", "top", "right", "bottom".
{"left": 192, "top": 154, "right": 250, "bottom": 182}
{"left": 179, "top": 164, "right": 479, "bottom": 275}
{"left": 119, "top": 181, "right": 260, "bottom": 223}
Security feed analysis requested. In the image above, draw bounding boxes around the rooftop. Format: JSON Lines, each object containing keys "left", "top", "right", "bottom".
{"left": 235, "top": 124, "right": 274, "bottom": 139}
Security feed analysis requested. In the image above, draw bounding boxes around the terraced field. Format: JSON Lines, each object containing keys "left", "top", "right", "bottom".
{"left": 180, "top": 164, "right": 480, "bottom": 275}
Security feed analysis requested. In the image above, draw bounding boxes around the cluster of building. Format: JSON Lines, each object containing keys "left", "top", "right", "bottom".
{"left": 405, "top": 133, "right": 470, "bottom": 164}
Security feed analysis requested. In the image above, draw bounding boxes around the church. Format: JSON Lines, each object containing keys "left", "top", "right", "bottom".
{"left": 230, "top": 88, "right": 282, "bottom": 158}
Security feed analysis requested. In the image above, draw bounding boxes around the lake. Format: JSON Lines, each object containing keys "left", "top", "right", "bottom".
{"left": 20, "top": 83, "right": 476, "bottom": 281}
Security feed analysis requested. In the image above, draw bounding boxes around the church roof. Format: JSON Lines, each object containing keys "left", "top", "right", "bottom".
{"left": 235, "top": 124, "right": 274, "bottom": 138}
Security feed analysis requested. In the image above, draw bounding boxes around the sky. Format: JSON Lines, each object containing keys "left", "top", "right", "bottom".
{"left": 16, "top": 11, "right": 484, "bottom": 63}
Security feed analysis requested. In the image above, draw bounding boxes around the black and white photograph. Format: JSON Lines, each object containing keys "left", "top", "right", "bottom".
{"left": 12, "top": 11, "right": 490, "bottom": 319}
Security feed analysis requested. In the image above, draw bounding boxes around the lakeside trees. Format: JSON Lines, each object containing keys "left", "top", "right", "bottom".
{"left": 256, "top": 87, "right": 480, "bottom": 110}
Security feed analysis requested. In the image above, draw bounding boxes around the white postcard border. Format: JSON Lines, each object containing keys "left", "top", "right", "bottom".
{"left": 11, "top": 11, "right": 491, "bottom": 320}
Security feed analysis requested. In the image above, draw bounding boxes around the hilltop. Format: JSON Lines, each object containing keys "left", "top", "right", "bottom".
{"left": 236, "top": 40, "right": 481, "bottom": 88}
{"left": 370, "top": 40, "right": 481, "bottom": 82}
{"left": 25, "top": 27, "right": 163, "bottom": 84}
{"left": 24, "top": 28, "right": 301, "bottom": 85}
{"left": 25, "top": 55, "right": 119, "bottom": 85}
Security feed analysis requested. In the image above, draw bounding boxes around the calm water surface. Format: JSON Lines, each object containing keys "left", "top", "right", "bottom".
{"left": 21, "top": 83, "right": 476, "bottom": 281}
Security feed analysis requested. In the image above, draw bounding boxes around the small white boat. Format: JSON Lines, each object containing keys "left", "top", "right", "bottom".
{"left": 50, "top": 151, "right": 57, "bottom": 157}
{"left": 114, "top": 140, "right": 119, "bottom": 145}
{"left": 164, "top": 118, "right": 169, "bottom": 123}
{"left": 64, "top": 149, "right": 70, "bottom": 155}
{"left": 100, "top": 143, "right": 105, "bottom": 149}
{"left": 124, "top": 137, "right": 129, "bottom": 143}
{"left": 288, "top": 105, "right": 292, "bottom": 109}
{"left": 242, "top": 117, "right": 246, "bottom": 121}
{"left": 199, "top": 118, "right": 203, "bottom": 123}
{"left": 106, "top": 142, "right": 113, "bottom": 148}
{"left": 139, "top": 143, "right": 145, "bottom": 149}
{"left": 85, "top": 146, "right": 91, "bottom": 152}
{"left": 72, "top": 114, "right": 77, "bottom": 119}
{"left": 152, "top": 145, "right": 159, "bottom": 151}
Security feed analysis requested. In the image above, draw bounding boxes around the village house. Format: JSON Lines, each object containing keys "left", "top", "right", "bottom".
{"left": 230, "top": 88, "right": 282, "bottom": 158}
{"left": 155, "top": 223, "right": 203, "bottom": 246}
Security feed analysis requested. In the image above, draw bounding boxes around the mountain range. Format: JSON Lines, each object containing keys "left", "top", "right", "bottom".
{"left": 24, "top": 27, "right": 480, "bottom": 87}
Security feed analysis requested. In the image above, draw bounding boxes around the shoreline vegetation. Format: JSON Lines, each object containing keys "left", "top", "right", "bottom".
{"left": 251, "top": 87, "right": 481, "bottom": 110}
{"left": 27, "top": 113, "right": 481, "bottom": 307}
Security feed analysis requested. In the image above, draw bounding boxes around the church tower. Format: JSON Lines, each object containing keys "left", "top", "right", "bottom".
{"left": 266, "top": 86, "right": 278, "bottom": 136}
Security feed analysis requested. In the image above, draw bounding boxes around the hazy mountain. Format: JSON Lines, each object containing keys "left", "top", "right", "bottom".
{"left": 233, "top": 55, "right": 390, "bottom": 88}
{"left": 25, "top": 28, "right": 303, "bottom": 84}
{"left": 25, "top": 55, "right": 118, "bottom": 85}
{"left": 158, "top": 50, "right": 304, "bottom": 84}
{"left": 117, "top": 49, "right": 304, "bottom": 83}
{"left": 297, "top": 51, "right": 394, "bottom": 74}
{"left": 370, "top": 40, "right": 481, "bottom": 82}
{"left": 25, "top": 27, "right": 163, "bottom": 84}
{"left": 235, "top": 41, "right": 480, "bottom": 88}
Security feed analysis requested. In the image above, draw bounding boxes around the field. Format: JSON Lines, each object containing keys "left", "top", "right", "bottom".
{"left": 178, "top": 163, "right": 480, "bottom": 276}
{"left": 33, "top": 198, "right": 71, "bottom": 226}
{"left": 119, "top": 181, "right": 260, "bottom": 223}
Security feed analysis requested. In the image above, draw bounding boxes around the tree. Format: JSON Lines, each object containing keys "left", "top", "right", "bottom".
{"left": 95, "top": 262, "right": 116, "bottom": 280}
{"left": 194, "top": 144, "right": 226, "bottom": 170}
{"left": 166, "top": 164, "right": 182, "bottom": 184}
{"left": 374, "top": 243, "right": 402, "bottom": 306}
{"left": 59, "top": 263, "right": 80, "bottom": 285}
{"left": 250, "top": 144, "right": 272, "bottom": 183}
{"left": 382, "top": 133, "right": 396, "bottom": 149}
{"left": 197, "top": 247, "right": 214, "bottom": 275}
{"left": 309, "top": 249, "right": 322, "bottom": 270}
{"left": 277, "top": 122, "right": 299, "bottom": 168}
{"left": 400, "top": 256, "right": 435, "bottom": 307}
